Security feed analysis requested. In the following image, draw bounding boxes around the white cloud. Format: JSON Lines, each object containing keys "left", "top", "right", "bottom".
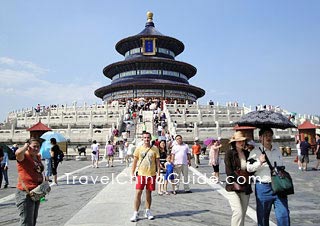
{"left": 0, "top": 68, "right": 40, "bottom": 87}
{"left": 0, "top": 56, "right": 49, "bottom": 74}
{"left": 0, "top": 57, "right": 104, "bottom": 121}
{"left": 207, "top": 89, "right": 229, "bottom": 96}
{"left": 21, "top": 81, "right": 102, "bottom": 104}
{"left": 0, "top": 57, "right": 15, "bottom": 65}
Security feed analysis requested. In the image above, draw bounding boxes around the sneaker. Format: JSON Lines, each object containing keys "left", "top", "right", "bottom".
{"left": 312, "top": 168, "right": 318, "bottom": 171}
{"left": 106, "top": 164, "right": 109, "bottom": 167}
{"left": 130, "top": 214, "right": 138, "bottom": 222}
{"left": 145, "top": 210, "right": 154, "bottom": 220}
{"left": 185, "top": 190, "right": 192, "bottom": 193}
{"left": 4, "top": 184, "right": 8, "bottom": 188}
{"left": 298, "top": 167, "right": 302, "bottom": 170}
{"left": 51, "top": 182, "right": 58, "bottom": 186}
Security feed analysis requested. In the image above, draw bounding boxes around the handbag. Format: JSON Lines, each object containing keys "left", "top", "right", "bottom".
{"left": 232, "top": 170, "right": 251, "bottom": 192}
{"left": 234, "top": 169, "right": 251, "bottom": 184}
{"left": 259, "top": 147, "right": 294, "bottom": 196}
{"left": 271, "top": 165, "right": 294, "bottom": 196}
{"left": 232, "top": 181, "right": 247, "bottom": 192}
{"left": 231, "top": 153, "right": 251, "bottom": 192}
{"left": 19, "top": 176, "right": 51, "bottom": 202}
{"left": 92, "top": 151, "right": 97, "bottom": 155}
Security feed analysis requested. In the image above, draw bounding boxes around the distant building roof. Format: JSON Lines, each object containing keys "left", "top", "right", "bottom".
{"left": 27, "top": 122, "right": 52, "bottom": 131}
{"left": 298, "top": 121, "right": 317, "bottom": 130}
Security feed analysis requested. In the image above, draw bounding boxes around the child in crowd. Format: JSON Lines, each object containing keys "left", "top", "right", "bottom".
{"left": 164, "top": 155, "right": 176, "bottom": 195}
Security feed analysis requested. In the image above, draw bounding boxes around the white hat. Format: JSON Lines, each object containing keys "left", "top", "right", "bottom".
{"left": 194, "top": 137, "right": 199, "bottom": 141}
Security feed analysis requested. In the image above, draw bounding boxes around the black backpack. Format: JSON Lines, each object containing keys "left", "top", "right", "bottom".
{"left": 57, "top": 149, "right": 65, "bottom": 163}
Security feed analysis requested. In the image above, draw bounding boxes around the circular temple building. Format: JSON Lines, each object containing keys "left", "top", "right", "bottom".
{"left": 95, "top": 11, "right": 205, "bottom": 103}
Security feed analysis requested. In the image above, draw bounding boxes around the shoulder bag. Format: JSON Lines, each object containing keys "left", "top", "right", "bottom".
{"left": 259, "top": 147, "right": 294, "bottom": 196}
{"left": 135, "top": 146, "right": 152, "bottom": 176}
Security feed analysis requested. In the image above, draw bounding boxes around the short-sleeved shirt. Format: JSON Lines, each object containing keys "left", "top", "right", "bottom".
{"left": 106, "top": 144, "right": 114, "bottom": 156}
{"left": 172, "top": 143, "right": 190, "bottom": 165}
{"left": 134, "top": 146, "right": 160, "bottom": 176}
{"left": 159, "top": 151, "right": 167, "bottom": 174}
{"left": 91, "top": 144, "right": 99, "bottom": 152}
{"left": 192, "top": 144, "right": 201, "bottom": 155}
{"left": 300, "top": 141, "right": 311, "bottom": 156}
{"left": 51, "top": 145, "right": 60, "bottom": 161}
{"left": 17, "top": 153, "right": 44, "bottom": 191}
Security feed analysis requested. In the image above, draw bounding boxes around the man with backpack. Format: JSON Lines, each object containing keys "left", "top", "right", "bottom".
{"left": 50, "top": 138, "right": 63, "bottom": 185}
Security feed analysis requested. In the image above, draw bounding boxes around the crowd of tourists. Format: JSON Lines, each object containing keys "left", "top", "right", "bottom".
{"left": 4, "top": 101, "right": 320, "bottom": 226}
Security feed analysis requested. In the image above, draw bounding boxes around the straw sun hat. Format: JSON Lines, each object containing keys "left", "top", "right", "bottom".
{"left": 229, "top": 131, "right": 247, "bottom": 143}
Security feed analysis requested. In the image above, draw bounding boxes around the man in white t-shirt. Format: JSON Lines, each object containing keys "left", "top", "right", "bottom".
{"left": 91, "top": 140, "right": 100, "bottom": 168}
{"left": 171, "top": 134, "right": 192, "bottom": 193}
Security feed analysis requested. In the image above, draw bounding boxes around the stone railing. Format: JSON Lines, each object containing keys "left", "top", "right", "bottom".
{"left": 0, "top": 126, "right": 113, "bottom": 144}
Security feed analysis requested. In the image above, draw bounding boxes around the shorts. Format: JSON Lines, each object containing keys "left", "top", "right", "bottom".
{"left": 299, "top": 155, "right": 309, "bottom": 163}
{"left": 91, "top": 153, "right": 99, "bottom": 161}
{"left": 164, "top": 171, "right": 175, "bottom": 181}
{"left": 212, "top": 164, "right": 219, "bottom": 173}
{"left": 51, "top": 159, "right": 59, "bottom": 176}
{"left": 44, "top": 158, "right": 52, "bottom": 177}
{"left": 136, "top": 175, "right": 156, "bottom": 191}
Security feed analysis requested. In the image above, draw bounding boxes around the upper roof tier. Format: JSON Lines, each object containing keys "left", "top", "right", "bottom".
{"left": 115, "top": 11, "right": 185, "bottom": 56}
{"left": 103, "top": 57, "right": 197, "bottom": 79}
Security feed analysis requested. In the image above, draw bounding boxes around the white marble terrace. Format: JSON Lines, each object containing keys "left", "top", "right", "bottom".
{"left": 0, "top": 101, "right": 319, "bottom": 144}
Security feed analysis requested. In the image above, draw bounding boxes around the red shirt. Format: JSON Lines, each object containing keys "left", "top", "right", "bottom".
{"left": 192, "top": 144, "right": 201, "bottom": 155}
{"left": 17, "top": 153, "right": 44, "bottom": 191}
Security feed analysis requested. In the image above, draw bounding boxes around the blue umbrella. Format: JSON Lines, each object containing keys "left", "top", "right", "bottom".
{"left": 40, "top": 140, "right": 51, "bottom": 159}
{"left": 40, "top": 131, "right": 67, "bottom": 142}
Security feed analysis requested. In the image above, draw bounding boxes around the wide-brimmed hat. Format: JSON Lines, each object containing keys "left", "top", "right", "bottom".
{"left": 229, "top": 131, "right": 247, "bottom": 143}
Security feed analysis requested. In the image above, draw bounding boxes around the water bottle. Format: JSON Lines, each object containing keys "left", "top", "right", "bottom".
{"left": 40, "top": 197, "right": 46, "bottom": 203}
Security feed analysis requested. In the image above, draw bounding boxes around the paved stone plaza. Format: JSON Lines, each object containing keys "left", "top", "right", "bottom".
{"left": 0, "top": 153, "right": 319, "bottom": 226}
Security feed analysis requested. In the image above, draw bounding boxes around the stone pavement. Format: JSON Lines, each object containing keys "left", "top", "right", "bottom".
{"left": 1, "top": 153, "right": 320, "bottom": 226}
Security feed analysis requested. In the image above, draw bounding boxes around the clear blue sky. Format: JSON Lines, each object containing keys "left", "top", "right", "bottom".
{"left": 1, "top": 0, "right": 319, "bottom": 122}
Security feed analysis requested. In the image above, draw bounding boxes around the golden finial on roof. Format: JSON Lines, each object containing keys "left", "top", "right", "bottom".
{"left": 147, "top": 11, "right": 153, "bottom": 22}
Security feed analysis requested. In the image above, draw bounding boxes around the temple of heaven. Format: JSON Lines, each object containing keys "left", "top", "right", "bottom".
{"left": 94, "top": 11, "right": 205, "bottom": 103}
